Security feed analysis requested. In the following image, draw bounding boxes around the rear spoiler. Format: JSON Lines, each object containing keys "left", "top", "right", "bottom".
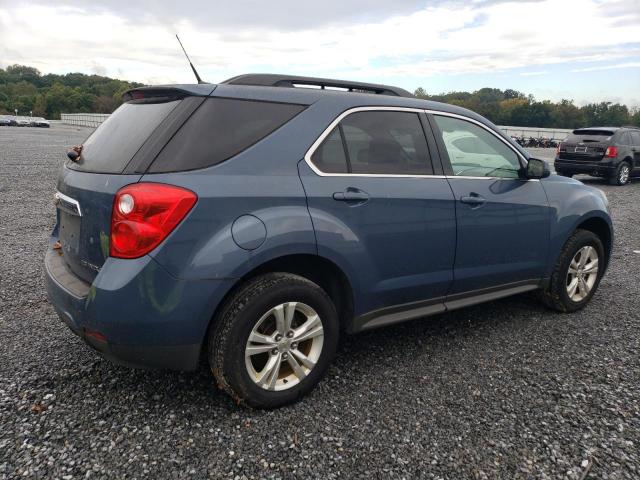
{"left": 122, "top": 84, "right": 216, "bottom": 102}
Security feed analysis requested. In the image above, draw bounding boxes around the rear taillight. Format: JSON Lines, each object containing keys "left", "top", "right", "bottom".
{"left": 604, "top": 146, "right": 618, "bottom": 158}
{"left": 110, "top": 183, "right": 197, "bottom": 259}
{"left": 556, "top": 142, "right": 562, "bottom": 156}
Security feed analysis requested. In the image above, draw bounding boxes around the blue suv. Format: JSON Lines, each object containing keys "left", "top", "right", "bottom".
{"left": 46, "top": 74, "right": 613, "bottom": 408}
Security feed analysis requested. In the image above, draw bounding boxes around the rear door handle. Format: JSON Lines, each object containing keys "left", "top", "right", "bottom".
{"left": 460, "top": 194, "right": 486, "bottom": 206}
{"left": 333, "top": 189, "right": 370, "bottom": 203}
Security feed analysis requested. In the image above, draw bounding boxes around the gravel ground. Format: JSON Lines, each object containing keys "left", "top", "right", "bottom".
{"left": 1, "top": 124, "right": 639, "bottom": 479}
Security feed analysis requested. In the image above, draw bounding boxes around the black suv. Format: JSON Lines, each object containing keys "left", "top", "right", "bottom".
{"left": 555, "top": 126, "right": 640, "bottom": 185}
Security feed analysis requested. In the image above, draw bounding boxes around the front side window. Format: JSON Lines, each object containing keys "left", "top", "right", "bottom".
{"left": 309, "top": 111, "right": 433, "bottom": 175}
{"left": 433, "top": 115, "right": 521, "bottom": 178}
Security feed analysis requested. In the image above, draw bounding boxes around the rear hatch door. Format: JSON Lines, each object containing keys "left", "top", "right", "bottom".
{"left": 55, "top": 89, "right": 209, "bottom": 283}
{"left": 560, "top": 129, "right": 614, "bottom": 161}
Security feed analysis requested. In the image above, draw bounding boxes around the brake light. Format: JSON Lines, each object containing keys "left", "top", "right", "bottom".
{"left": 604, "top": 146, "right": 618, "bottom": 158}
{"left": 110, "top": 183, "right": 197, "bottom": 259}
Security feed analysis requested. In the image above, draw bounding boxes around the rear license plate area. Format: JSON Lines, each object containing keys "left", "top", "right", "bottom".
{"left": 59, "top": 211, "right": 81, "bottom": 254}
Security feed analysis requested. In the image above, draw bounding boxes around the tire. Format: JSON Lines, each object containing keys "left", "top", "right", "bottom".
{"left": 541, "top": 229, "right": 605, "bottom": 312}
{"left": 209, "top": 273, "right": 339, "bottom": 408}
{"left": 609, "top": 161, "right": 631, "bottom": 185}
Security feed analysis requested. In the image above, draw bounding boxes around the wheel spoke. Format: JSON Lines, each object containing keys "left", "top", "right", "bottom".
{"left": 246, "top": 344, "right": 276, "bottom": 357}
{"left": 294, "top": 314, "right": 323, "bottom": 342}
{"left": 578, "top": 249, "right": 588, "bottom": 268}
{"left": 249, "top": 331, "right": 274, "bottom": 345}
{"left": 579, "top": 277, "right": 589, "bottom": 296}
{"left": 274, "top": 302, "right": 296, "bottom": 334}
{"left": 567, "top": 278, "right": 579, "bottom": 298}
{"left": 286, "top": 353, "right": 307, "bottom": 380}
{"left": 257, "top": 354, "right": 281, "bottom": 390}
{"left": 583, "top": 258, "right": 598, "bottom": 275}
{"left": 292, "top": 349, "right": 316, "bottom": 369}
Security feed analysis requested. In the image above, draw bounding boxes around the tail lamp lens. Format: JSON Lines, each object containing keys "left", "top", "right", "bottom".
{"left": 604, "top": 146, "right": 618, "bottom": 158}
{"left": 110, "top": 183, "right": 197, "bottom": 259}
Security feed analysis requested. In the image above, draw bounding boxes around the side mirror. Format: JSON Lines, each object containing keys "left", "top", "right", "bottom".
{"left": 525, "top": 158, "right": 550, "bottom": 179}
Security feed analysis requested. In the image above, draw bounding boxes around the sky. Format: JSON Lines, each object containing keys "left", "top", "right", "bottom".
{"left": 0, "top": 0, "right": 639, "bottom": 107}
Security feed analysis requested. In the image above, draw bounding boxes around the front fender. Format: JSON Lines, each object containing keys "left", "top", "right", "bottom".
{"left": 541, "top": 175, "right": 613, "bottom": 277}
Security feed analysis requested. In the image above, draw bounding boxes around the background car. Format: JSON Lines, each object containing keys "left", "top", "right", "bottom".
{"left": 0, "top": 115, "right": 11, "bottom": 126}
{"left": 555, "top": 126, "right": 640, "bottom": 185}
{"left": 30, "top": 117, "right": 50, "bottom": 128}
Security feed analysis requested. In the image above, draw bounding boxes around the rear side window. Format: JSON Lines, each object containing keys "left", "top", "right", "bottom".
{"left": 311, "top": 127, "right": 349, "bottom": 173}
{"left": 310, "top": 111, "right": 433, "bottom": 175}
{"left": 630, "top": 131, "right": 640, "bottom": 146}
{"left": 71, "top": 101, "right": 180, "bottom": 173}
{"left": 150, "top": 98, "right": 306, "bottom": 172}
{"left": 617, "top": 131, "right": 631, "bottom": 145}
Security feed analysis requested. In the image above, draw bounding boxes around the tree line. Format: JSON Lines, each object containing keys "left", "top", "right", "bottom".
{"left": 0, "top": 65, "right": 141, "bottom": 119}
{"left": 1, "top": 64, "right": 638, "bottom": 128}
{"left": 414, "top": 87, "right": 640, "bottom": 129}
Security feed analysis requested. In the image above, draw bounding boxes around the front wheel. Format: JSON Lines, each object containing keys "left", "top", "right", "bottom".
{"left": 541, "top": 229, "right": 605, "bottom": 312}
{"left": 209, "top": 273, "right": 339, "bottom": 408}
{"left": 609, "top": 161, "right": 630, "bottom": 185}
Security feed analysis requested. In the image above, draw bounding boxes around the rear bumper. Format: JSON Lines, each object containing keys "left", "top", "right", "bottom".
{"left": 45, "top": 246, "right": 234, "bottom": 371}
{"left": 555, "top": 158, "right": 615, "bottom": 175}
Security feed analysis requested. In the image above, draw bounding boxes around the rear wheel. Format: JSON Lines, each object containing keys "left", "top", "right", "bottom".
{"left": 541, "top": 229, "right": 604, "bottom": 312}
{"left": 209, "top": 273, "right": 339, "bottom": 408}
{"left": 609, "top": 161, "right": 630, "bottom": 185}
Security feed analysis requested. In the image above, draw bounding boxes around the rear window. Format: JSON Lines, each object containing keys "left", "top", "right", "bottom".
{"left": 149, "top": 98, "right": 306, "bottom": 172}
{"left": 70, "top": 100, "right": 180, "bottom": 173}
{"left": 566, "top": 129, "right": 614, "bottom": 143}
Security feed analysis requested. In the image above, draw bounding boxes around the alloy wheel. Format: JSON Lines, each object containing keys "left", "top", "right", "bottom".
{"left": 245, "top": 302, "right": 324, "bottom": 391}
{"left": 619, "top": 164, "right": 630, "bottom": 184}
{"left": 566, "top": 245, "right": 599, "bottom": 302}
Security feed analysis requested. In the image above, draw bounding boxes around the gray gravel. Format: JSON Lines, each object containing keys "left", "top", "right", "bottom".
{"left": 1, "top": 124, "right": 639, "bottom": 479}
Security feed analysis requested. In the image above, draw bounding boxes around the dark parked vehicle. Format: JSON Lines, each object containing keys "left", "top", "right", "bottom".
{"left": 0, "top": 116, "right": 11, "bottom": 126}
{"left": 46, "top": 74, "right": 613, "bottom": 408}
{"left": 556, "top": 126, "right": 640, "bottom": 185}
{"left": 30, "top": 117, "right": 51, "bottom": 128}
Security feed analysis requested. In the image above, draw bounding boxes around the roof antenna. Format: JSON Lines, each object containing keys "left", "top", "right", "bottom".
{"left": 175, "top": 34, "right": 205, "bottom": 84}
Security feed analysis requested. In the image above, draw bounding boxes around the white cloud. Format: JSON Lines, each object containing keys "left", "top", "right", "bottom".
{"left": 0, "top": 0, "right": 638, "bottom": 99}
{"left": 571, "top": 62, "right": 640, "bottom": 73}
{"left": 520, "top": 71, "right": 548, "bottom": 76}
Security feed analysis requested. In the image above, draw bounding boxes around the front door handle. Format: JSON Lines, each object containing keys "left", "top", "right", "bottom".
{"left": 333, "top": 188, "right": 370, "bottom": 203}
{"left": 460, "top": 194, "right": 486, "bottom": 206}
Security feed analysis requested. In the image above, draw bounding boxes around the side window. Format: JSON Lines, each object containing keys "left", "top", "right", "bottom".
{"left": 150, "top": 98, "right": 306, "bottom": 172}
{"left": 308, "top": 110, "right": 433, "bottom": 175}
{"left": 342, "top": 111, "right": 432, "bottom": 175}
{"left": 631, "top": 131, "right": 640, "bottom": 147}
{"left": 617, "top": 132, "right": 630, "bottom": 145}
{"left": 433, "top": 115, "right": 521, "bottom": 178}
{"left": 310, "top": 127, "right": 348, "bottom": 173}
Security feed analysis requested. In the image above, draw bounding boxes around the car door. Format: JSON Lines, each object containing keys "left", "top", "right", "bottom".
{"left": 298, "top": 108, "right": 456, "bottom": 322}
{"left": 427, "top": 112, "right": 551, "bottom": 294}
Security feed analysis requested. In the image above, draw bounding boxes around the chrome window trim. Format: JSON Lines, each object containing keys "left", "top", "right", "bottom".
{"left": 303, "top": 106, "right": 531, "bottom": 180}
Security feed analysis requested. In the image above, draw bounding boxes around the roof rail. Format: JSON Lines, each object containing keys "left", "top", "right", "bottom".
{"left": 221, "top": 73, "right": 414, "bottom": 98}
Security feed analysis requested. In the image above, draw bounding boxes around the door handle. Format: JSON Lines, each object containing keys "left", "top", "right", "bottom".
{"left": 460, "top": 194, "right": 486, "bottom": 206}
{"left": 333, "top": 189, "right": 370, "bottom": 203}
